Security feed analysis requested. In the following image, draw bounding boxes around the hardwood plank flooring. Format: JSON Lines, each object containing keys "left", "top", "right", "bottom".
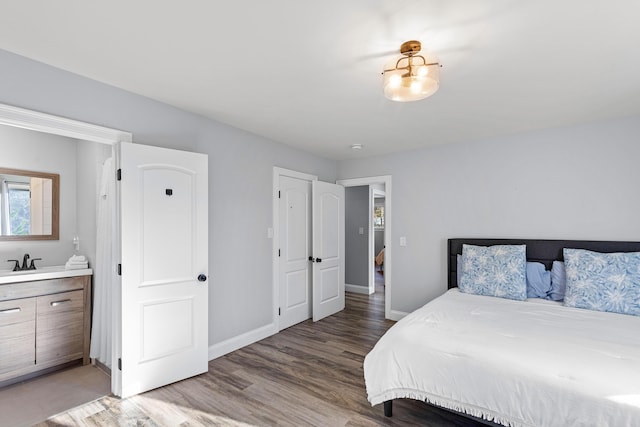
{"left": 39, "top": 290, "right": 484, "bottom": 426}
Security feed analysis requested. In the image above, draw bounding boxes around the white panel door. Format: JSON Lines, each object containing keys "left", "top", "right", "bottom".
{"left": 117, "top": 143, "right": 208, "bottom": 398}
{"left": 278, "top": 176, "right": 312, "bottom": 330}
{"left": 312, "top": 180, "right": 345, "bottom": 322}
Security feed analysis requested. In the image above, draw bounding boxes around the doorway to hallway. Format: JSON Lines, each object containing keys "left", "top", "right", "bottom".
{"left": 337, "top": 175, "right": 392, "bottom": 320}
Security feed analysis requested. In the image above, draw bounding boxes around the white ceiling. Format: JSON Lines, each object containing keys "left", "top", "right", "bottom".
{"left": 1, "top": 1, "right": 639, "bottom": 160}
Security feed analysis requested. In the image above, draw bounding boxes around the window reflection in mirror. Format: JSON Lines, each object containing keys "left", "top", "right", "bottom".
{"left": 374, "top": 202, "right": 385, "bottom": 229}
{"left": 0, "top": 168, "right": 59, "bottom": 240}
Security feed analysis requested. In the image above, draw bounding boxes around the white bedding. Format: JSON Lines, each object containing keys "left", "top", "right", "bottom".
{"left": 364, "top": 289, "right": 640, "bottom": 427}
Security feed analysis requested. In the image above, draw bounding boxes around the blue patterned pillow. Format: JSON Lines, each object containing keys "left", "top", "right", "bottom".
{"left": 563, "top": 248, "right": 640, "bottom": 316}
{"left": 459, "top": 244, "right": 527, "bottom": 301}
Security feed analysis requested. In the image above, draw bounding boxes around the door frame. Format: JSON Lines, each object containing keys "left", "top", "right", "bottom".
{"left": 0, "top": 102, "right": 132, "bottom": 394}
{"left": 0, "top": 103, "right": 132, "bottom": 145}
{"left": 272, "top": 167, "right": 317, "bottom": 330}
{"left": 372, "top": 188, "right": 386, "bottom": 295}
{"left": 336, "top": 175, "right": 393, "bottom": 320}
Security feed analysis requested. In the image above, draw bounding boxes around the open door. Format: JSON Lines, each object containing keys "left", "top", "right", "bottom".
{"left": 116, "top": 143, "right": 208, "bottom": 398}
{"left": 278, "top": 175, "right": 312, "bottom": 330}
{"left": 312, "top": 180, "right": 345, "bottom": 322}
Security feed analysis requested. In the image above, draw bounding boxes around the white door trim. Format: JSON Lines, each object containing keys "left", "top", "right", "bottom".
{"left": 367, "top": 187, "right": 374, "bottom": 295}
{"left": 372, "top": 188, "right": 386, "bottom": 295}
{"left": 336, "top": 175, "right": 392, "bottom": 320}
{"left": 0, "top": 102, "right": 132, "bottom": 144}
{"left": 272, "top": 167, "right": 317, "bottom": 330}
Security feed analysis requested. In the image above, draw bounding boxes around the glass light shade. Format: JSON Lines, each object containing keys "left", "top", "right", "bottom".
{"left": 383, "top": 58, "right": 440, "bottom": 102}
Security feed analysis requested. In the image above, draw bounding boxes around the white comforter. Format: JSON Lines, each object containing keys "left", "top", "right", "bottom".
{"left": 364, "top": 289, "right": 640, "bottom": 427}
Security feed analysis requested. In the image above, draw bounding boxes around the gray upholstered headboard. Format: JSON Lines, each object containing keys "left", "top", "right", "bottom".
{"left": 448, "top": 238, "right": 640, "bottom": 289}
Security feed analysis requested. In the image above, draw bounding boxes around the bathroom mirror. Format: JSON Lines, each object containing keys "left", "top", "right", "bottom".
{"left": 0, "top": 167, "right": 59, "bottom": 240}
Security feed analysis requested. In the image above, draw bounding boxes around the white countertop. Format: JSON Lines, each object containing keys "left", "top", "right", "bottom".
{"left": 0, "top": 265, "right": 93, "bottom": 284}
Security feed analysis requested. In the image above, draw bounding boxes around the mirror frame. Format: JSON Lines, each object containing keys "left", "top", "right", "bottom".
{"left": 0, "top": 167, "right": 59, "bottom": 241}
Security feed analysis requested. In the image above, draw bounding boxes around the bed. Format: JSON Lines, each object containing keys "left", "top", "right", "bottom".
{"left": 364, "top": 238, "right": 640, "bottom": 427}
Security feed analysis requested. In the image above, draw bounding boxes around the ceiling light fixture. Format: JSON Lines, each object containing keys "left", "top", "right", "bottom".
{"left": 382, "top": 40, "right": 440, "bottom": 102}
{"left": 351, "top": 143, "right": 363, "bottom": 150}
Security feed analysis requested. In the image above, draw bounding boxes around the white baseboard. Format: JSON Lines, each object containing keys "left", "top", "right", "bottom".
{"left": 208, "top": 322, "right": 278, "bottom": 361}
{"left": 388, "top": 310, "right": 409, "bottom": 321}
{"left": 346, "top": 283, "right": 372, "bottom": 294}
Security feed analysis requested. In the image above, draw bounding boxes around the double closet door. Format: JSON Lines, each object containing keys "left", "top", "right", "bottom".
{"left": 278, "top": 175, "right": 345, "bottom": 330}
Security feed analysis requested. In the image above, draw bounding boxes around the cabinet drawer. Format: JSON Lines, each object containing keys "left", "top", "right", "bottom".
{"left": 0, "top": 298, "right": 36, "bottom": 375}
{"left": 36, "top": 290, "right": 84, "bottom": 365}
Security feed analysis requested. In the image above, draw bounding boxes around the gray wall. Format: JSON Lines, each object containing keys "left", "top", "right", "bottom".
{"left": 0, "top": 127, "right": 109, "bottom": 273}
{"left": 0, "top": 49, "right": 337, "bottom": 347}
{"left": 0, "top": 126, "right": 78, "bottom": 266}
{"left": 76, "top": 141, "right": 112, "bottom": 270}
{"left": 338, "top": 115, "right": 640, "bottom": 314}
{"left": 4, "top": 47, "right": 639, "bottom": 333}
{"left": 195, "top": 120, "right": 337, "bottom": 341}
{"left": 345, "top": 186, "right": 369, "bottom": 288}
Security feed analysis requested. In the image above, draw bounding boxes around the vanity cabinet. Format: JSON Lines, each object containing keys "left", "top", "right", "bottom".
{"left": 0, "top": 297, "right": 36, "bottom": 375}
{"left": 0, "top": 274, "right": 91, "bottom": 385}
{"left": 36, "top": 289, "right": 85, "bottom": 366}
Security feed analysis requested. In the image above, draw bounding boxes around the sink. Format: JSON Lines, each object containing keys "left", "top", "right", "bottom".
{"left": 0, "top": 268, "right": 46, "bottom": 276}
{"left": 0, "top": 265, "right": 92, "bottom": 284}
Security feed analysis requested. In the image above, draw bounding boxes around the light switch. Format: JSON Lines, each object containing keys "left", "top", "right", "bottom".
{"left": 358, "top": 227, "right": 364, "bottom": 235}
{"left": 400, "top": 236, "right": 407, "bottom": 247}
{"left": 267, "top": 227, "right": 273, "bottom": 239}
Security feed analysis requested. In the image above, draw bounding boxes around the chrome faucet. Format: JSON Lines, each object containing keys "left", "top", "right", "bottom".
{"left": 6, "top": 254, "right": 41, "bottom": 271}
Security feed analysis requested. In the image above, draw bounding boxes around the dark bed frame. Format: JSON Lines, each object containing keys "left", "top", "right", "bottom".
{"left": 382, "top": 237, "right": 640, "bottom": 423}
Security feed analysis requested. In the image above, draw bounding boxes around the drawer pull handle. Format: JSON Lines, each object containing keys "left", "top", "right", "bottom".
{"left": 50, "top": 299, "right": 72, "bottom": 307}
{"left": 0, "top": 307, "right": 20, "bottom": 314}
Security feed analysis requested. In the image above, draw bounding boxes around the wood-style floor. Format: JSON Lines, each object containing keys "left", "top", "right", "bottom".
{"left": 39, "top": 283, "right": 484, "bottom": 426}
